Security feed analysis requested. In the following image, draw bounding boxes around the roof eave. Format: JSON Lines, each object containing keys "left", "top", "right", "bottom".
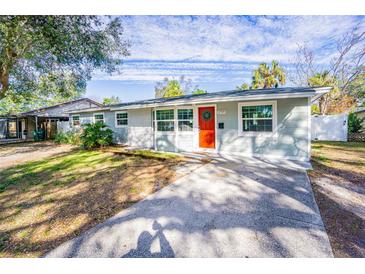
{"left": 310, "top": 87, "right": 332, "bottom": 103}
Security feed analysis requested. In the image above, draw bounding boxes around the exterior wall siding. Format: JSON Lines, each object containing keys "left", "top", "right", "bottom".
{"left": 214, "top": 98, "right": 309, "bottom": 159}
{"left": 69, "top": 97, "right": 310, "bottom": 160}
{"left": 127, "top": 108, "right": 153, "bottom": 149}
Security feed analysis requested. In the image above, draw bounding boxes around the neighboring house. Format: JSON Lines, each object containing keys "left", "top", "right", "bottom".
{"left": 68, "top": 87, "right": 330, "bottom": 161}
{"left": 0, "top": 98, "right": 102, "bottom": 142}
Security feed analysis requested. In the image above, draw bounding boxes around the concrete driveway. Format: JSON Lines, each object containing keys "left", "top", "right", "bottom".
{"left": 46, "top": 155, "right": 333, "bottom": 258}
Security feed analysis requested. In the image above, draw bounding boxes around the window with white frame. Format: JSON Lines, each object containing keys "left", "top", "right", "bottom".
{"left": 239, "top": 102, "right": 276, "bottom": 133}
{"left": 115, "top": 112, "right": 128, "bottom": 126}
{"left": 94, "top": 113, "right": 104, "bottom": 123}
{"left": 178, "top": 109, "right": 193, "bottom": 131}
{"left": 156, "top": 109, "right": 174, "bottom": 131}
{"left": 72, "top": 115, "right": 80, "bottom": 127}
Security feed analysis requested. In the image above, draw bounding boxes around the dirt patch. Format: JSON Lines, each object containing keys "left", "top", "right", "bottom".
{"left": 0, "top": 141, "right": 75, "bottom": 170}
{"left": 309, "top": 141, "right": 365, "bottom": 257}
{"left": 0, "top": 148, "right": 200, "bottom": 257}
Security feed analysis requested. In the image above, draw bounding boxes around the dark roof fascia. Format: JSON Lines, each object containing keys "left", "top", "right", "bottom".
{"left": 0, "top": 115, "right": 18, "bottom": 119}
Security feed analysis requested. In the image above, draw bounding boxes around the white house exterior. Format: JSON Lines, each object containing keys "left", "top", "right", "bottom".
{"left": 68, "top": 87, "right": 331, "bottom": 161}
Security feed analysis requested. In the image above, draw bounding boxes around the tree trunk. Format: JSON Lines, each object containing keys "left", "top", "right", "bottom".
{"left": 0, "top": 67, "right": 9, "bottom": 100}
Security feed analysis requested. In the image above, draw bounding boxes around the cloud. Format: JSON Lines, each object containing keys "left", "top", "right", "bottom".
{"left": 93, "top": 60, "right": 255, "bottom": 83}
{"left": 119, "top": 16, "right": 363, "bottom": 61}
{"left": 93, "top": 16, "right": 364, "bottom": 84}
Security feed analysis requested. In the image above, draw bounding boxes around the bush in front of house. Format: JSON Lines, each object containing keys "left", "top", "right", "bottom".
{"left": 54, "top": 131, "right": 81, "bottom": 145}
{"left": 80, "top": 121, "right": 113, "bottom": 149}
{"left": 348, "top": 112, "right": 364, "bottom": 133}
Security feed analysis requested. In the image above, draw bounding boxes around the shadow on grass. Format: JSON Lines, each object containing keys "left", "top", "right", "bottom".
{"left": 311, "top": 182, "right": 364, "bottom": 257}
{"left": 310, "top": 142, "right": 365, "bottom": 257}
{"left": 0, "top": 149, "right": 179, "bottom": 257}
{"left": 311, "top": 158, "right": 365, "bottom": 186}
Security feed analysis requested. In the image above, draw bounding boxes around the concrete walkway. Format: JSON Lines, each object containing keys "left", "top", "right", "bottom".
{"left": 46, "top": 156, "right": 333, "bottom": 258}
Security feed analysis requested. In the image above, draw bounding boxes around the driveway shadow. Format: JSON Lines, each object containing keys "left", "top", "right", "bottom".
{"left": 122, "top": 221, "right": 175, "bottom": 258}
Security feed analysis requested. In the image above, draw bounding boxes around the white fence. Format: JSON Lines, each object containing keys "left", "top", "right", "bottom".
{"left": 311, "top": 114, "right": 348, "bottom": 141}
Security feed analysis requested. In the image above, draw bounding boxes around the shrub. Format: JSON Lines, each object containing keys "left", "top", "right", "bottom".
{"left": 348, "top": 112, "right": 364, "bottom": 133}
{"left": 54, "top": 132, "right": 68, "bottom": 144}
{"left": 54, "top": 131, "right": 81, "bottom": 145}
{"left": 80, "top": 122, "right": 113, "bottom": 149}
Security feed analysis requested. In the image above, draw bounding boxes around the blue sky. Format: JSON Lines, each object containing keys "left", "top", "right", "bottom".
{"left": 86, "top": 15, "right": 365, "bottom": 102}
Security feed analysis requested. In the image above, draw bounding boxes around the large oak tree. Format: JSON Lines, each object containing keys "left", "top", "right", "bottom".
{"left": 0, "top": 16, "right": 130, "bottom": 107}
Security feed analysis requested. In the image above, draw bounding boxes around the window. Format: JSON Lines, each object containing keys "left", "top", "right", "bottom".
{"left": 94, "top": 113, "right": 104, "bottom": 123}
{"left": 156, "top": 109, "right": 174, "bottom": 131}
{"left": 178, "top": 109, "right": 193, "bottom": 131}
{"left": 115, "top": 112, "right": 128, "bottom": 127}
{"left": 72, "top": 115, "right": 80, "bottom": 127}
{"left": 239, "top": 101, "right": 276, "bottom": 134}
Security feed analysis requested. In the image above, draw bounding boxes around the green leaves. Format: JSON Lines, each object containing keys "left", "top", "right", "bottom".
{"left": 348, "top": 112, "right": 364, "bottom": 133}
{"left": 80, "top": 121, "right": 114, "bottom": 149}
{"left": 192, "top": 89, "right": 207, "bottom": 95}
{"left": 103, "top": 96, "right": 121, "bottom": 105}
{"left": 154, "top": 76, "right": 206, "bottom": 98}
{"left": 251, "top": 60, "right": 286, "bottom": 89}
{"left": 236, "top": 83, "right": 250, "bottom": 91}
{"left": 237, "top": 60, "right": 286, "bottom": 91}
{"left": 0, "top": 16, "right": 130, "bottom": 104}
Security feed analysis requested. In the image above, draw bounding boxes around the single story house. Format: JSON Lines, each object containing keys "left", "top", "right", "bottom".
{"left": 0, "top": 98, "right": 102, "bottom": 142}
{"left": 68, "top": 87, "right": 331, "bottom": 161}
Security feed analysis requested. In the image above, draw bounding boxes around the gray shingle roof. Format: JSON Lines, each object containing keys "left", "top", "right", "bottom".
{"left": 108, "top": 86, "right": 330, "bottom": 109}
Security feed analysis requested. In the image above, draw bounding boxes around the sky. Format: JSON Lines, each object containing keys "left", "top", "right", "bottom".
{"left": 86, "top": 15, "right": 365, "bottom": 103}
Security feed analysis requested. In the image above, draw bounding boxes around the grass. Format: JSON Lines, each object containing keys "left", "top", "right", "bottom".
{"left": 106, "top": 146, "right": 180, "bottom": 160}
{"left": 308, "top": 141, "right": 365, "bottom": 257}
{"left": 0, "top": 148, "right": 181, "bottom": 257}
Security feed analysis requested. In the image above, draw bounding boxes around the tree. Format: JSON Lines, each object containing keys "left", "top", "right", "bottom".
{"left": 0, "top": 16, "right": 130, "bottom": 103}
{"left": 311, "top": 104, "right": 320, "bottom": 115}
{"left": 348, "top": 112, "right": 364, "bottom": 133}
{"left": 251, "top": 61, "right": 286, "bottom": 89}
{"left": 290, "top": 26, "right": 364, "bottom": 114}
{"left": 308, "top": 71, "right": 357, "bottom": 114}
{"left": 103, "top": 96, "right": 121, "bottom": 105}
{"left": 236, "top": 83, "right": 250, "bottom": 91}
{"left": 192, "top": 89, "right": 207, "bottom": 95}
{"left": 0, "top": 91, "right": 81, "bottom": 115}
{"left": 155, "top": 76, "right": 196, "bottom": 98}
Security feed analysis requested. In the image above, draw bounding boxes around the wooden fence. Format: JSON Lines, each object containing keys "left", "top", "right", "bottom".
{"left": 348, "top": 133, "right": 365, "bottom": 142}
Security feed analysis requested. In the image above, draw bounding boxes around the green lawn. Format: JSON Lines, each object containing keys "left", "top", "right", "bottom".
{"left": 0, "top": 148, "right": 181, "bottom": 257}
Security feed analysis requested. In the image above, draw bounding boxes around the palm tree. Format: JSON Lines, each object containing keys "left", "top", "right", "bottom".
{"left": 251, "top": 60, "right": 286, "bottom": 89}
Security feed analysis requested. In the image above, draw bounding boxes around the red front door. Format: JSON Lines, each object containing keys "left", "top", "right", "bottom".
{"left": 198, "top": 106, "right": 215, "bottom": 149}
